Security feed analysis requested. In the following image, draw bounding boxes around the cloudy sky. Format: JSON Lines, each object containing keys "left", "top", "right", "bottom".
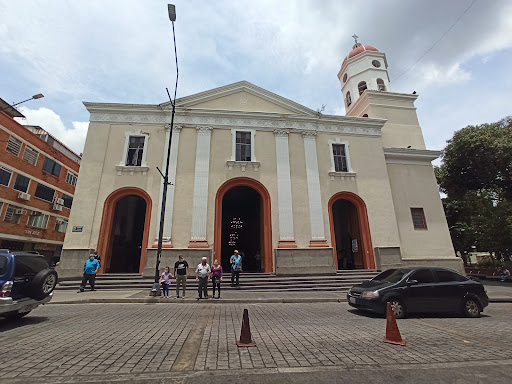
{"left": 1, "top": 0, "right": 511, "bottom": 156}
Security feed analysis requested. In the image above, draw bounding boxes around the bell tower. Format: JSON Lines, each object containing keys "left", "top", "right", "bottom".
{"left": 337, "top": 35, "right": 390, "bottom": 114}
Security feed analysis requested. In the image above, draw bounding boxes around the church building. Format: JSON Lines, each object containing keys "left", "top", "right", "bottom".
{"left": 58, "top": 41, "right": 462, "bottom": 277}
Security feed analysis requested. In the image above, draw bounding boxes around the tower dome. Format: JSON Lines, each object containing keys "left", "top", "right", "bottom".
{"left": 338, "top": 38, "right": 390, "bottom": 115}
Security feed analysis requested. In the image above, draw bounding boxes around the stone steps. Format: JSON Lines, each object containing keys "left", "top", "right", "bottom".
{"left": 57, "top": 270, "right": 379, "bottom": 292}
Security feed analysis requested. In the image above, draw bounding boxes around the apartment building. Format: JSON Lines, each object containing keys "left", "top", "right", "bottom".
{"left": 0, "top": 97, "right": 81, "bottom": 262}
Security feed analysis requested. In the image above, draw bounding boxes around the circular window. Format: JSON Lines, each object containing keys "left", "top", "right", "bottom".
{"left": 372, "top": 60, "right": 381, "bottom": 68}
{"left": 342, "top": 73, "right": 347, "bottom": 83}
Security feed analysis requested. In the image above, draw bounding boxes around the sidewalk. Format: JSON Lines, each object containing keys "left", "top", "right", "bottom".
{"left": 50, "top": 281, "right": 512, "bottom": 304}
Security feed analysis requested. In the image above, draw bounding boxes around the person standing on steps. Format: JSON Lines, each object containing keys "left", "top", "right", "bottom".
{"left": 230, "top": 250, "right": 242, "bottom": 288}
{"left": 78, "top": 252, "right": 100, "bottom": 292}
{"left": 159, "top": 266, "right": 171, "bottom": 298}
{"left": 211, "top": 259, "right": 223, "bottom": 299}
{"left": 173, "top": 255, "right": 190, "bottom": 299}
{"left": 195, "top": 257, "right": 211, "bottom": 299}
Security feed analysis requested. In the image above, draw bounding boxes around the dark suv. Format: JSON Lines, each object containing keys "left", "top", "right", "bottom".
{"left": 0, "top": 249, "right": 58, "bottom": 320}
{"left": 347, "top": 267, "right": 489, "bottom": 318}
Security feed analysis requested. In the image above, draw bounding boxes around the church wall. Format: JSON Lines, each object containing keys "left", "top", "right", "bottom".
{"left": 386, "top": 162, "right": 460, "bottom": 269}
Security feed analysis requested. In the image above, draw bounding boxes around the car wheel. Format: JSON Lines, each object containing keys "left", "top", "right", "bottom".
{"left": 30, "top": 269, "right": 58, "bottom": 300}
{"left": 389, "top": 299, "right": 406, "bottom": 319}
{"left": 462, "top": 298, "right": 481, "bottom": 318}
{"left": 3, "top": 311, "right": 31, "bottom": 320}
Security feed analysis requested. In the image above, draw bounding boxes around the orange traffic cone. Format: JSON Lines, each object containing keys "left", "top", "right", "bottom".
{"left": 383, "top": 301, "right": 406, "bottom": 346}
{"left": 237, "top": 308, "right": 256, "bottom": 347}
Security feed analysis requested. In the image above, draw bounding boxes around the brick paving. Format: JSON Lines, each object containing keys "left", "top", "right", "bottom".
{"left": 0, "top": 302, "right": 511, "bottom": 380}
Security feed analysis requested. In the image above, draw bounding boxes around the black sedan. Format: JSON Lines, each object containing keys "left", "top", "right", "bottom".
{"left": 347, "top": 267, "right": 489, "bottom": 318}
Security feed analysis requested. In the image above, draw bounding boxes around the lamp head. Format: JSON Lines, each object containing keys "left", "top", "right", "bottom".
{"left": 168, "top": 4, "right": 176, "bottom": 22}
{"left": 32, "top": 93, "right": 44, "bottom": 100}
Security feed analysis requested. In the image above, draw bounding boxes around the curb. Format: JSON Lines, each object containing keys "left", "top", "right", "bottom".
{"left": 50, "top": 297, "right": 345, "bottom": 305}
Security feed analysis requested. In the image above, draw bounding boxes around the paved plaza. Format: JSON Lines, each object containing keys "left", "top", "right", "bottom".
{"left": 0, "top": 300, "right": 512, "bottom": 383}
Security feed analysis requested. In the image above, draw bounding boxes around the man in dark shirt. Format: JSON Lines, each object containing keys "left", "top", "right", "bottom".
{"left": 173, "top": 255, "right": 190, "bottom": 299}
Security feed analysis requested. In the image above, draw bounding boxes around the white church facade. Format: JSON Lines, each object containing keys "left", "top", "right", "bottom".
{"left": 58, "top": 42, "right": 462, "bottom": 277}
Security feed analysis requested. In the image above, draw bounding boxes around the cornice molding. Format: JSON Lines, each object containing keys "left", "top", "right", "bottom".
{"left": 383, "top": 147, "right": 441, "bottom": 165}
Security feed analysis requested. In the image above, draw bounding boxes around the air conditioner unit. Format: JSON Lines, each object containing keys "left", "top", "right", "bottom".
{"left": 54, "top": 198, "right": 64, "bottom": 205}
{"left": 52, "top": 203, "right": 63, "bottom": 211}
{"left": 14, "top": 208, "right": 27, "bottom": 215}
{"left": 17, "top": 192, "right": 31, "bottom": 201}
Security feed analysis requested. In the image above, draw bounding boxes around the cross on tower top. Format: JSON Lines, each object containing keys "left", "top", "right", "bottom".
{"left": 352, "top": 34, "right": 359, "bottom": 44}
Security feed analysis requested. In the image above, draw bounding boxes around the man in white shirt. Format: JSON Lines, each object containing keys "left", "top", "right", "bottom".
{"left": 195, "top": 257, "right": 211, "bottom": 299}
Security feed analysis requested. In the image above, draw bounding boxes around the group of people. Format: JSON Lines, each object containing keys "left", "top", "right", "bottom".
{"left": 159, "top": 250, "right": 243, "bottom": 299}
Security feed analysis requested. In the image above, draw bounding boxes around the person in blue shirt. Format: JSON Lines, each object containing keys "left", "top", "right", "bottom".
{"left": 78, "top": 253, "right": 100, "bottom": 292}
{"left": 230, "top": 250, "right": 242, "bottom": 287}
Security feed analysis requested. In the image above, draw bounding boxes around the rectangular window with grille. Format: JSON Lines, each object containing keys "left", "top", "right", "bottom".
{"left": 27, "top": 211, "right": 49, "bottom": 229}
{"left": 332, "top": 144, "right": 348, "bottom": 172}
{"left": 55, "top": 219, "right": 68, "bottom": 233}
{"left": 6, "top": 136, "right": 22, "bottom": 156}
{"left": 0, "top": 166, "right": 12, "bottom": 187}
{"left": 235, "top": 131, "right": 251, "bottom": 161}
{"left": 4, "top": 205, "right": 22, "bottom": 224}
{"left": 42, "top": 157, "right": 62, "bottom": 177}
{"left": 22, "top": 146, "right": 39, "bottom": 165}
{"left": 13, "top": 174, "right": 30, "bottom": 193}
{"left": 411, "top": 208, "right": 427, "bottom": 230}
{"left": 34, "top": 183, "right": 55, "bottom": 202}
{"left": 62, "top": 194, "right": 73, "bottom": 209}
{"left": 65, "top": 171, "right": 78, "bottom": 186}
{"left": 126, "top": 136, "right": 145, "bottom": 166}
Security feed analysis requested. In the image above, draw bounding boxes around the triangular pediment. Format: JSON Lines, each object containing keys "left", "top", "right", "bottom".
{"left": 166, "top": 81, "right": 317, "bottom": 116}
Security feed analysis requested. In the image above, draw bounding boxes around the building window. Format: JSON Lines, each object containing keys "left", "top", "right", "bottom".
{"left": 6, "top": 136, "right": 22, "bottom": 156}
{"left": 0, "top": 166, "right": 12, "bottom": 187}
{"left": 345, "top": 91, "right": 352, "bottom": 107}
{"left": 377, "top": 78, "right": 386, "bottom": 91}
{"left": 411, "top": 208, "right": 427, "bottom": 230}
{"left": 62, "top": 193, "right": 73, "bottom": 209}
{"left": 4, "top": 205, "right": 24, "bottom": 224}
{"left": 42, "top": 157, "right": 62, "bottom": 177}
{"left": 332, "top": 144, "right": 348, "bottom": 172}
{"left": 342, "top": 73, "right": 348, "bottom": 83}
{"left": 27, "top": 211, "right": 49, "bottom": 229}
{"left": 362, "top": 114, "right": 369, "bottom": 117}
{"left": 22, "top": 146, "right": 39, "bottom": 165}
{"left": 358, "top": 81, "right": 367, "bottom": 96}
{"left": 34, "top": 183, "right": 55, "bottom": 202}
{"left": 125, "top": 136, "right": 145, "bottom": 166}
{"left": 13, "top": 174, "right": 30, "bottom": 193}
{"left": 55, "top": 219, "right": 68, "bottom": 233}
{"left": 65, "top": 171, "right": 78, "bottom": 186}
{"left": 236, "top": 131, "right": 251, "bottom": 161}
{"left": 372, "top": 60, "right": 381, "bottom": 68}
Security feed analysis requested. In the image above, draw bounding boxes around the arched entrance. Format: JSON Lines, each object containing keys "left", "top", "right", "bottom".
{"left": 214, "top": 178, "right": 272, "bottom": 273}
{"left": 97, "top": 187, "right": 152, "bottom": 274}
{"left": 328, "top": 192, "right": 375, "bottom": 270}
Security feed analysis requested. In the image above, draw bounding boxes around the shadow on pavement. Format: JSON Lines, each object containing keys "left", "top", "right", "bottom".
{"left": 347, "top": 308, "right": 490, "bottom": 319}
{"left": 0, "top": 316, "right": 49, "bottom": 331}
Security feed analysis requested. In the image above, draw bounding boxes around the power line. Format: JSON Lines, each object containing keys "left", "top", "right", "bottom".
{"left": 391, "top": 0, "right": 478, "bottom": 83}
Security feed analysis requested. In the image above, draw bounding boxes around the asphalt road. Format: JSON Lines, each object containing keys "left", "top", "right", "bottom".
{"left": 1, "top": 302, "right": 511, "bottom": 383}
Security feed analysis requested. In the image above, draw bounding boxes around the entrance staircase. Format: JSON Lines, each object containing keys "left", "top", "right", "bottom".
{"left": 57, "top": 270, "right": 379, "bottom": 294}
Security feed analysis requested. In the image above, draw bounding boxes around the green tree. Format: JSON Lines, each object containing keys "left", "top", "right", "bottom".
{"left": 436, "top": 117, "right": 512, "bottom": 263}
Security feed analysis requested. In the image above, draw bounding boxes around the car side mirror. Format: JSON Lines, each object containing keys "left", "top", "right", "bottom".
{"left": 407, "top": 279, "right": 419, "bottom": 285}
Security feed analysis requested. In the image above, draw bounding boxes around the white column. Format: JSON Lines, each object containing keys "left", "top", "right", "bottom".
{"left": 154, "top": 125, "right": 182, "bottom": 247}
{"left": 302, "top": 131, "right": 328, "bottom": 247}
{"left": 274, "top": 129, "right": 296, "bottom": 247}
{"left": 189, "top": 126, "right": 212, "bottom": 247}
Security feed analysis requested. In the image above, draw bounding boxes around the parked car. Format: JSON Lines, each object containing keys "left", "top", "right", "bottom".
{"left": 0, "top": 249, "right": 58, "bottom": 320}
{"left": 347, "top": 267, "right": 489, "bottom": 318}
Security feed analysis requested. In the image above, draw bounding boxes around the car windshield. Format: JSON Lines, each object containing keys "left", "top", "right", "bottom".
{"left": 371, "top": 269, "right": 410, "bottom": 283}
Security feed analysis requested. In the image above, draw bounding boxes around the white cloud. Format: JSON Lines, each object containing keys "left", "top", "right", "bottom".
{"left": 15, "top": 107, "right": 88, "bottom": 155}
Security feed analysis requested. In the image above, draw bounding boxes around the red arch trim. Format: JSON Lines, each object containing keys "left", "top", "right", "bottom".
{"left": 97, "top": 187, "right": 152, "bottom": 274}
{"left": 328, "top": 191, "right": 375, "bottom": 270}
{"left": 214, "top": 177, "right": 273, "bottom": 273}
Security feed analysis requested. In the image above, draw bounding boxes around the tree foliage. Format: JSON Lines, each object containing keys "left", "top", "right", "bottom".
{"left": 436, "top": 117, "right": 512, "bottom": 262}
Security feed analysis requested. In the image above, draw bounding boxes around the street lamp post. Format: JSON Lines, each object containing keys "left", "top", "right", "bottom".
{"left": 0, "top": 93, "right": 44, "bottom": 112}
{"left": 150, "top": 4, "right": 179, "bottom": 296}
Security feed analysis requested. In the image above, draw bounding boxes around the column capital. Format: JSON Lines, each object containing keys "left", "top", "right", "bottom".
{"left": 165, "top": 123, "right": 182, "bottom": 132}
{"left": 302, "top": 130, "right": 317, "bottom": 138}
{"left": 274, "top": 129, "right": 290, "bottom": 137}
{"left": 196, "top": 126, "right": 213, "bottom": 135}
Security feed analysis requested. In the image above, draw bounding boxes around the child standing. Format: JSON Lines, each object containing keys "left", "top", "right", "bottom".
{"left": 159, "top": 266, "right": 172, "bottom": 298}
{"left": 211, "top": 260, "right": 223, "bottom": 299}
